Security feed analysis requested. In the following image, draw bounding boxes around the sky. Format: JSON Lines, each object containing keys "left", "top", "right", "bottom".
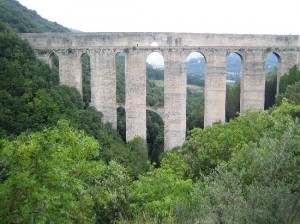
{"left": 18, "top": 0, "right": 300, "bottom": 35}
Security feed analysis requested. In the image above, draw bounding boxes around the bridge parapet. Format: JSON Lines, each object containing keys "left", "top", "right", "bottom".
{"left": 19, "top": 32, "right": 299, "bottom": 48}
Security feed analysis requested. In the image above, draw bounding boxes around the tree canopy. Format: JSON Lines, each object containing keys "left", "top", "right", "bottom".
{"left": 0, "top": 0, "right": 69, "bottom": 33}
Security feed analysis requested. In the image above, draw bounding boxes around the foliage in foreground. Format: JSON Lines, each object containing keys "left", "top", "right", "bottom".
{"left": 279, "top": 65, "right": 300, "bottom": 94}
{"left": 120, "top": 92, "right": 300, "bottom": 223}
{"left": 0, "top": 120, "right": 131, "bottom": 223}
{"left": 120, "top": 72, "right": 300, "bottom": 222}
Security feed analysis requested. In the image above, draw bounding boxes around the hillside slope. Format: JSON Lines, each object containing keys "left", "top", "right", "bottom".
{"left": 0, "top": 0, "right": 69, "bottom": 32}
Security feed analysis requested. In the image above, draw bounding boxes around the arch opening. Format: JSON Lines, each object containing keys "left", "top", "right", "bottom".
{"left": 146, "top": 52, "right": 164, "bottom": 164}
{"left": 264, "top": 52, "right": 279, "bottom": 109}
{"left": 116, "top": 52, "right": 125, "bottom": 105}
{"left": 146, "top": 52, "right": 164, "bottom": 108}
{"left": 81, "top": 53, "right": 91, "bottom": 108}
{"left": 146, "top": 110, "right": 164, "bottom": 166}
{"left": 49, "top": 52, "right": 59, "bottom": 84}
{"left": 116, "top": 52, "right": 126, "bottom": 141}
{"left": 226, "top": 52, "right": 242, "bottom": 121}
{"left": 186, "top": 51, "right": 206, "bottom": 131}
{"left": 117, "top": 106, "right": 126, "bottom": 142}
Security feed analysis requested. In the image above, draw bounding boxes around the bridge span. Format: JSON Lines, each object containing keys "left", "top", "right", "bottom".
{"left": 19, "top": 32, "right": 300, "bottom": 150}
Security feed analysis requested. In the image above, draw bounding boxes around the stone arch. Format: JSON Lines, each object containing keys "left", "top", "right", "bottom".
{"left": 226, "top": 51, "right": 244, "bottom": 63}
{"left": 49, "top": 52, "right": 59, "bottom": 69}
{"left": 225, "top": 52, "right": 243, "bottom": 121}
{"left": 115, "top": 51, "right": 126, "bottom": 105}
{"left": 146, "top": 51, "right": 165, "bottom": 163}
{"left": 186, "top": 51, "right": 206, "bottom": 130}
{"left": 80, "top": 52, "right": 91, "bottom": 107}
{"left": 116, "top": 51, "right": 126, "bottom": 141}
{"left": 264, "top": 51, "right": 280, "bottom": 109}
{"left": 146, "top": 51, "right": 165, "bottom": 108}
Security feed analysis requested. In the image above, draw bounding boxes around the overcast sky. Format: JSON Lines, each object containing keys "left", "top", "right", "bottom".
{"left": 18, "top": 0, "right": 300, "bottom": 35}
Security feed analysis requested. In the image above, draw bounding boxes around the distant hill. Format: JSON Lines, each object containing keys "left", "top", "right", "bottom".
{"left": 187, "top": 53, "right": 278, "bottom": 76}
{"left": 187, "top": 57, "right": 205, "bottom": 78}
{"left": 0, "top": 0, "right": 69, "bottom": 32}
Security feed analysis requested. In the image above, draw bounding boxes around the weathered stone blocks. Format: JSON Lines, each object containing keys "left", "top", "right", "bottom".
{"left": 20, "top": 32, "right": 300, "bottom": 150}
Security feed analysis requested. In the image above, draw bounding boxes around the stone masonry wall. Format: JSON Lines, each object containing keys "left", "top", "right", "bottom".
{"left": 58, "top": 51, "right": 82, "bottom": 95}
{"left": 163, "top": 49, "right": 187, "bottom": 150}
{"left": 24, "top": 32, "right": 300, "bottom": 150}
{"left": 241, "top": 50, "right": 265, "bottom": 113}
{"left": 204, "top": 51, "right": 227, "bottom": 126}
{"left": 90, "top": 50, "right": 117, "bottom": 127}
{"left": 125, "top": 50, "right": 148, "bottom": 141}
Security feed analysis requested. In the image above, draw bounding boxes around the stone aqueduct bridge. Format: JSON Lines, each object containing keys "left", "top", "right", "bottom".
{"left": 19, "top": 32, "right": 300, "bottom": 150}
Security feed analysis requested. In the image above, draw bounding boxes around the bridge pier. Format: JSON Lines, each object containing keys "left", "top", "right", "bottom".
{"left": 204, "top": 51, "right": 226, "bottom": 126}
{"left": 36, "top": 53, "right": 51, "bottom": 65}
{"left": 125, "top": 50, "right": 147, "bottom": 141}
{"left": 58, "top": 51, "right": 82, "bottom": 95}
{"left": 280, "top": 51, "right": 299, "bottom": 77}
{"left": 164, "top": 50, "right": 186, "bottom": 150}
{"left": 241, "top": 50, "right": 265, "bottom": 113}
{"left": 90, "top": 50, "right": 117, "bottom": 128}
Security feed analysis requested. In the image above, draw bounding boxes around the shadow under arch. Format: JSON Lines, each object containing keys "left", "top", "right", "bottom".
{"left": 48, "top": 52, "right": 59, "bottom": 84}
{"left": 264, "top": 51, "right": 280, "bottom": 109}
{"left": 226, "top": 52, "right": 243, "bottom": 121}
{"left": 116, "top": 51, "right": 125, "bottom": 105}
{"left": 146, "top": 109, "right": 164, "bottom": 166}
{"left": 80, "top": 53, "right": 91, "bottom": 108}
{"left": 117, "top": 106, "right": 126, "bottom": 142}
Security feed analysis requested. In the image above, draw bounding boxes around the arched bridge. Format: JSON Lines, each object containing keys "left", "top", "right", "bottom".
{"left": 19, "top": 32, "right": 300, "bottom": 150}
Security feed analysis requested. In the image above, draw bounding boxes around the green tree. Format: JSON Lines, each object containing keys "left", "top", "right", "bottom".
{"left": 117, "top": 107, "right": 126, "bottom": 141}
{"left": 92, "top": 161, "right": 131, "bottom": 223}
{"left": 279, "top": 65, "right": 300, "bottom": 94}
{"left": 226, "top": 82, "right": 240, "bottom": 121}
{"left": 0, "top": 120, "right": 134, "bottom": 224}
{"left": 277, "top": 81, "right": 300, "bottom": 106}
{"left": 0, "top": 22, "right": 59, "bottom": 137}
{"left": 265, "top": 67, "right": 277, "bottom": 109}
{"left": 116, "top": 53, "right": 125, "bottom": 104}
{"left": 181, "top": 108, "right": 294, "bottom": 179}
{"left": 147, "top": 80, "right": 164, "bottom": 107}
{"left": 128, "top": 166, "right": 194, "bottom": 221}
{"left": 195, "top": 122, "right": 300, "bottom": 223}
{"left": 186, "top": 88, "right": 204, "bottom": 131}
{"left": 81, "top": 53, "right": 91, "bottom": 108}
{"left": 0, "top": 120, "right": 100, "bottom": 223}
{"left": 0, "top": 0, "right": 69, "bottom": 33}
{"left": 147, "top": 111, "right": 164, "bottom": 165}
{"left": 127, "top": 137, "right": 149, "bottom": 177}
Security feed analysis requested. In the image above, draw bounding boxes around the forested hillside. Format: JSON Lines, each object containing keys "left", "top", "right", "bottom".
{"left": 0, "top": 1, "right": 299, "bottom": 223}
{"left": 0, "top": 0, "right": 69, "bottom": 32}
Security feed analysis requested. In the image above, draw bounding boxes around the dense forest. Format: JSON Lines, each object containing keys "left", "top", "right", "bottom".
{"left": 0, "top": 0, "right": 69, "bottom": 33}
{"left": 0, "top": 1, "right": 300, "bottom": 223}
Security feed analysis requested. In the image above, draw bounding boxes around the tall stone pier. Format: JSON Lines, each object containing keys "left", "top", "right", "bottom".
{"left": 163, "top": 49, "right": 187, "bottom": 149}
{"left": 19, "top": 32, "right": 300, "bottom": 150}
{"left": 125, "top": 50, "right": 147, "bottom": 141}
